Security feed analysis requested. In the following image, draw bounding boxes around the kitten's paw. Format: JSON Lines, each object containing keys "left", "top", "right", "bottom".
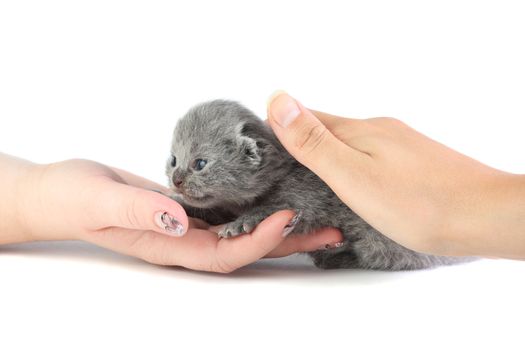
{"left": 218, "top": 216, "right": 262, "bottom": 238}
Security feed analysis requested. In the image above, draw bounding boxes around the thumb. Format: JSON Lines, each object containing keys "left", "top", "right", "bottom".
{"left": 267, "top": 91, "right": 358, "bottom": 186}
{"left": 91, "top": 179, "right": 189, "bottom": 237}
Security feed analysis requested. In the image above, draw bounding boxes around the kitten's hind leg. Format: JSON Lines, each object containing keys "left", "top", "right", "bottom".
{"left": 309, "top": 249, "right": 360, "bottom": 269}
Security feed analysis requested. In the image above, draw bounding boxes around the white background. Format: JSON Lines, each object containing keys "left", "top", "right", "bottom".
{"left": 1, "top": 1, "right": 524, "bottom": 349}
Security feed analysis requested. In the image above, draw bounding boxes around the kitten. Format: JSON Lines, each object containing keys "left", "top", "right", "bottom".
{"left": 166, "top": 100, "right": 473, "bottom": 270}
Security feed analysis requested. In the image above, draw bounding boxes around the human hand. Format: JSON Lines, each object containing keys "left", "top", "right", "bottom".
{"left": 15, "top": 158, "right": 342, "bottom": 272}
{"left": 267, "top": 92, "right": 525, "bottom": 259}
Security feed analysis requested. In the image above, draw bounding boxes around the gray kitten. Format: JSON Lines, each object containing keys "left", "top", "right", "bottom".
{"left": 166, "top": 100, "right": 472, "bottom": 270}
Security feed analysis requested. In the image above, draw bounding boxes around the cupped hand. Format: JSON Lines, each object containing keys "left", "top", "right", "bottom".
{"left": 19, "top": 159, "right": 342, "bottom": 272}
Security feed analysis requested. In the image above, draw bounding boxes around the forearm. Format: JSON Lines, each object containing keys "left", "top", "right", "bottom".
{"left": 449, "top": 173, "right": 525, "bottom": 259}
{"left": 0, "top": 153, "right": 37, "bottom": 244}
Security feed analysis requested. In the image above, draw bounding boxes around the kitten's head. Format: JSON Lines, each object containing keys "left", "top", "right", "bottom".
{"left": 166, "top": 100, "right": 288, "bottom": 208}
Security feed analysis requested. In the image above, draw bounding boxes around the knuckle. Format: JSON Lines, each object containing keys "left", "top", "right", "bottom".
{"left": 295, "top": 123, "right": 329, "bottom": 155}
{"left": 369, "top": 116, "right": 405, "bottom": 128}
{"left": 122, "top": 194, "right": 141, "bottom": 228}
{"left": 128, "top": 233, "right": 157, "bottom": 263}
{"left": 131, "top": 233, "right": 177, "bottom": 266}
{"left": 213, "top": 258, "right": 237, "bottom": 274}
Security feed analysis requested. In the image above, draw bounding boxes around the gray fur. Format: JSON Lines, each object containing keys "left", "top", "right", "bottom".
{"left": 166, "top": 100, "right": 474, "bottom": 270}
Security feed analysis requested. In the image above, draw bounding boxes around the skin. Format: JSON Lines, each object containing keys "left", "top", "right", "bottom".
{"left": 3, "top": 93, "right": 523, "bottom": 272}
{"left": 268, "top": 92, "right": 525, "bottom": 259}
{"left": 0, "top": 153, "right": 343, "bottom": 273}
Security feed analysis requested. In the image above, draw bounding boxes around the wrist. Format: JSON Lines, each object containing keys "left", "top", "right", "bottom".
{"left": 0, "top": 154, "right": 39, "bottom": 244}
{"left": 16, "top": 161, "right": 79, "bottom": 242}
{"left": 449, "top": 172, "right": 525, "bottom": 259}
{"left": 0, "top": 156, "right": 77, "bottom": 244}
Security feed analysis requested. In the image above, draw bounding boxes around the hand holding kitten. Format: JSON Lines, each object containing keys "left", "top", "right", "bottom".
{"left": 268, "top": 92, "right": 525, "bottom": 259}
{"left": 0, "top": 155, "right": 342, "bottom": 273}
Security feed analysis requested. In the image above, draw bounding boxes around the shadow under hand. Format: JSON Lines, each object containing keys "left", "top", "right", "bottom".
{"left": 225, "top": 254, "right": 410, "bottom": 285}
{"left": 0, "top": 241, "right": 412, "bottom": 286}
{"left": 0, "top": 240, "right": 150, "bottom": 269}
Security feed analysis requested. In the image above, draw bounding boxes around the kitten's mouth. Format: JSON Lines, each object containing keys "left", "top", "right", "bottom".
{"left": 169, "top": 184, "right": 213, "bottom": 206}
{"left": 173, "top": 190, "right": 212, "bottom": 204}
{"left": 184, "top": 193, "right": 211, "bottom": 201}
{"left": 182, "top": 194, "right": 214, "bottom": 208}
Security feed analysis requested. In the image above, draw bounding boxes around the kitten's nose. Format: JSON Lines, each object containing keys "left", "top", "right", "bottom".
{"left": 172, "top": 168, "right": 187, "bottom": 189}
{"left": 172, "top": 173, "right": 184, "bottom": 188}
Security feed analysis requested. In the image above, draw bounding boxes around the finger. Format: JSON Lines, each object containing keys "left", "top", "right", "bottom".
{"left": 267, "top": 91, "right": 369, "bottom": 188}
{"left": 267, "top": 111, "right": 357, "bottom": 131}
{"left": 265, "top": 227, "right": 344, "bottom": 258}
{"left": 308, "top": 110, "right": 387, "bottom": 154}
{"left": 108, "top": 166, "right": 172, "bottom": 195}
{"left": 214, "top": 210, "right": 297, "bottom": 272}
{"left": 188, "top": 217, "right": 211, "bottom": 230}
{"left": 86, "top": 225, "right": 220, "bottom": 269}
{"left": 87, "top": 177, "right": 189, "bottom": 237}
{"left": 308, "top": 109, "right": 360, "bottom": 132}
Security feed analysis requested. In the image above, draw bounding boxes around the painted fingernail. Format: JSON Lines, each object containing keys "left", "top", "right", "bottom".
{"left": 154, "top": 211, "right": 185, "bottom": 236}
{"left": 269, "top": 92, "right": 301, "bottom": 128}
{"left": 282, "top": 211, "right": 302, "bottom": 237}
{"left": 321, "top": 241, "right": 345, "bottom": 250}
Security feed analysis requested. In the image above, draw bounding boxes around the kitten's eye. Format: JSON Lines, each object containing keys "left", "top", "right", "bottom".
{"left": 170, "top": 155, "right": 177, "bottom": 167}
{"left": 194, "top": 159, "right": 207, "bottom": 171}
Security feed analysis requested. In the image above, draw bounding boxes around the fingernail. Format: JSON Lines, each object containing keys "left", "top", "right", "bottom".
{"left": 282, "top": 211, "right": 302, "bottom": 237}
{"left": 268, "top": 91, "right": 301, "bottom": 128}
{"left": 267, "top": 89, "right": 287, "bottom": 106}
{"left": 154, "top": 211, "right": 185, "bottom": 236}
{"left": 320, "top": 241, "right": 345, "bottom": 250}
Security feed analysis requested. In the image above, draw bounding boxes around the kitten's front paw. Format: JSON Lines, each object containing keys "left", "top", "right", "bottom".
{"left": 218, "top": 216, "right": 263, "bottom": 238}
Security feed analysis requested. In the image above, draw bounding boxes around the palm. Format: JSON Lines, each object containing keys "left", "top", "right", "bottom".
{"left": 65, "top": 160, "right": 341, "bottom": 273}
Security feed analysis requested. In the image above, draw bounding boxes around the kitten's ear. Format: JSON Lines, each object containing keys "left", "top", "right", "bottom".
{"left": 235, "top": 122, "right": 262, "bottom": 165}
